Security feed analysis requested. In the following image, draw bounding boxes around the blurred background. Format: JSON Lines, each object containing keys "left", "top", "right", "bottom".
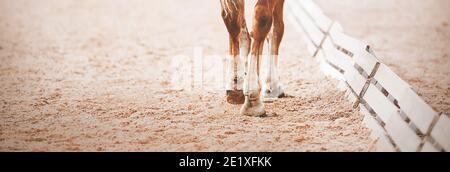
{"left": 0, "top": 0, "right": 448, "bottom": 151}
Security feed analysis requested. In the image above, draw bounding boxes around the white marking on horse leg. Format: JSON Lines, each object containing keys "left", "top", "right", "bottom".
{"left": 225, "top": 55, "right": 243, "bottom": 90}
{"left": 241, "top": 53, "right": 265, "bottom": 117}
{"left": 226, "top": 27, "right": 249, "bottom": 91}
{"left": 238, "top": 28, "right": 250, "bottom": 89}
{"left": 243, "top": 54, "right": 261, "bottom": 96}
{"left": 265, "top": 54, "right": 280, "bottom": 88}
{"left": 263, "top": 34, "right": 284, "bottom": 99}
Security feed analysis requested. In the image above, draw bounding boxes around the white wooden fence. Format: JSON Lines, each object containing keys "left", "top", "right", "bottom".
{"left": 286, "top": 0, "right": 449, "bottom": 152}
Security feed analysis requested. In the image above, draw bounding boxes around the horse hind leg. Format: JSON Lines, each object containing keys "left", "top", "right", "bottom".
{"left": 263, "top": 0, "right": 285, "bottom": 100}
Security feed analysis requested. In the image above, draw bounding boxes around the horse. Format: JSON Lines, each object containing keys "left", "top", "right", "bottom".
{"left": 221, "top": 0, "right": 285, "bottom": 116}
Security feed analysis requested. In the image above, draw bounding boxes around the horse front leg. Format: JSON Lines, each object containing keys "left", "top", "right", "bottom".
{"left": 222, "top": 0, "right": 246, "bottom": 104}
{"left": 241, "top": 1, "right": 272, "bottom": 116}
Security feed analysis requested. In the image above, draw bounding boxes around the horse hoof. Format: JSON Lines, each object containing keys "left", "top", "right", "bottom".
{"left": 226, "top": 90, "right": 245, "bottom": 104}
{"left": 263, "top": 85, "right": 285, "bottom": 100}
{"left": 240, "top": 97, "right": 266, "bottom": 117}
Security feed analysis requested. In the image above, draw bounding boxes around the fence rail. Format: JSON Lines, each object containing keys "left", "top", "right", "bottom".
{"left": 286, "top": 0, "right": 449, "bottom": 152}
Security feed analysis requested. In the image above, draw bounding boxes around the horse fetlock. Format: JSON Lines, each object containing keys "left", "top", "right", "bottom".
{"left": 241, "top": 93, "right": 265, "bottom": 117}
{"left": 225, "top": 56, "right": 244, "bottom": 90}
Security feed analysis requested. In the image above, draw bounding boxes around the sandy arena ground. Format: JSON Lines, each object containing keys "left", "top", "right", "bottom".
{"left": 0, "top": 0, "right": 447, "bottom": 152}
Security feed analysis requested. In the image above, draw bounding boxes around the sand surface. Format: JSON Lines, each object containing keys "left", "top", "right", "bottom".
{"left": 5, "top": 0, "right": 447, "bottom": 151}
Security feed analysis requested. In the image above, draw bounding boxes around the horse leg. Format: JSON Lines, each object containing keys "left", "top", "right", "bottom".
{"left": 241, "top": 0, "right": 273, "bottom": 116}
{"left": 221, "top": 0, "right": 246, "bottom": 104}
{"left": 264, "top": 0, "right": 285, "bottom": 100}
